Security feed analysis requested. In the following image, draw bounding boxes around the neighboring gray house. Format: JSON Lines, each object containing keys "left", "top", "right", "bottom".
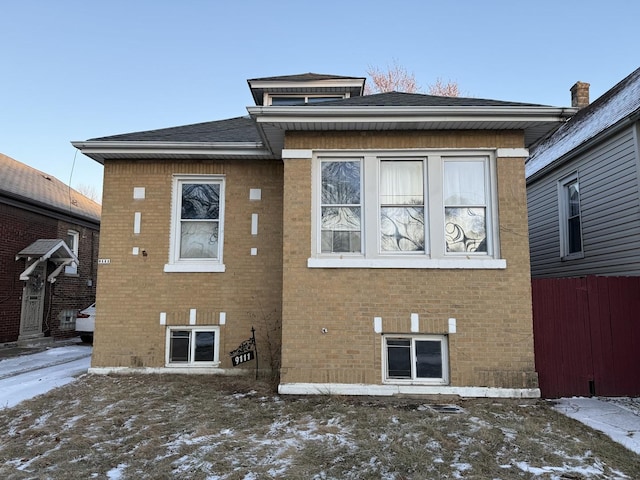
{"left": 526, "top": 67, "right": 640, "bottom": 278}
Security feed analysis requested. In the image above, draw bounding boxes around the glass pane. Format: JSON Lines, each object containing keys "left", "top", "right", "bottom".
{"left": 568, "top": 217, "right": 582, "bottom": 253}
{"left": 306, "top": 96, "right": 340, "bottom": 104}
{"left": 568, "top": 182, "right": 580, "bottom": 217}
{"left": 380, "top": 161, "right": 423, "bottom": 205}
{"left": 415, "top": 340, "right": 443, "bottom": 378}
{"left": 445, "top": 207, "right": 487, "bottom": 252}
{"left": 66, "top": 233, "right": 76, "bottom": 250}
{"left": 387, "top": 339, "right": 411, "bottom": 378}
{"left": 194, "top": 331, "right": 215, "bottom": 362}
{"left": 271, "top": 96, "right": 306, "bottom": 105}
{"left": 170, "top": 331, "right": 190, "bottom": 362}
{"left": 181, "top": 184, "right": 220, "bottom": 220}
{"left": 444, "top": 161, "right": 485, "bottom": 205}
{"left": 381, "top": 207, "right": 424, "bottom": 252}
{"left": 321, "top": 161, "right": 360, "bottom": 205}
{"left": 321, "top": 230, "right": 361, "bottom": 253}
{"left": 321, "top": 207, "right": 361, "bottom": 231}
{"left": 321, "top": 207, "right": 361, "bottom": 253}
{"left": 180, "top": 221, "right": 218, "bottom": 258}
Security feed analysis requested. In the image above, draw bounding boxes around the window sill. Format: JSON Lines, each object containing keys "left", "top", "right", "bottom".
{"left": 561, "top": 252, "right": 584, "bottom": 261}
{"left": 165, "top": 363, "right": 221, "bottom": 369}
{"left": 307, "top": 257, "right": 506, "bottom": 269}
{"left": 164, "top": 263, "right": 226, "bottom": 273}
{"left": 384, "top": 379, "right": 449, "bottom": 386}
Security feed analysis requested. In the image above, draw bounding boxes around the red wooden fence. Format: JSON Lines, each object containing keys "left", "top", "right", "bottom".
{"left": 532, "top": 276, "right": 640, "bottom": 398}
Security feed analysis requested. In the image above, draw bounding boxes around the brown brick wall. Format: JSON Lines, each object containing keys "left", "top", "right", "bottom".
{"left": 0, "top": 201, "right": 98, "bottom": 343}
{"left": 50, "top": 222, "right": 99, "bottom": 339}
{"left": 92, "top": 159, "right": 283, "bottom": 370}
{"left": 280, "top": 131, "right": 537, "bottom": 389}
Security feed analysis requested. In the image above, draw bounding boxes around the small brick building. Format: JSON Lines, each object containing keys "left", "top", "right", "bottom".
{"left": 72, "top": 73, "right": 574, "bottom": 398}
{"left": 0, "top": 153, "right": 101, "bottom": 344}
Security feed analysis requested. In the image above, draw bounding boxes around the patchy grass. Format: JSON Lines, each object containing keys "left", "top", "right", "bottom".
{"left": 0, "top": 374, "right": 638, "bottom": 479}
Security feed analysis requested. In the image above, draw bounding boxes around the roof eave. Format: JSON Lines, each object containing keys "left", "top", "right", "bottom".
{"left": 247, "top": 105, "right": 576, "bottom": 149}
{"left": 71, "top": 141, "right": 274, "bottom": 163}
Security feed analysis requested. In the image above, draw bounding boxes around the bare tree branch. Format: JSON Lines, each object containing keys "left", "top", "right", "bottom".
{"left": 365, "top": 61, "right": 461, "bottom": 97}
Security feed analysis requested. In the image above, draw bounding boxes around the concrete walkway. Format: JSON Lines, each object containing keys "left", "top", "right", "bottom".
{"left": 552, "top": 397, "right": 640, "bottom": 455}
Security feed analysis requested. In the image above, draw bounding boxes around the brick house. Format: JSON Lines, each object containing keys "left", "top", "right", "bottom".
{"left": 72, "top": 73, "right": 573, "bottom": 397}
{"left": 0, "top": 153, "right": 101, "bottom": 344}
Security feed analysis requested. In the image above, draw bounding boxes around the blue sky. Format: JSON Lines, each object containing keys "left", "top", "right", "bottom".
{"left": 1, "top": 0, "right": 638, "bottom": 202}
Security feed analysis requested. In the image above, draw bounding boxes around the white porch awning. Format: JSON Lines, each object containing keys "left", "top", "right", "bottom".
{"left": 15, "top": 239, "right": 79, "bottom": 283}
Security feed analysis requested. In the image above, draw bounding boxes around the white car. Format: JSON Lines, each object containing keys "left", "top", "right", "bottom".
{"left": 76, "top": 303, "right": 95, "bottom": 343}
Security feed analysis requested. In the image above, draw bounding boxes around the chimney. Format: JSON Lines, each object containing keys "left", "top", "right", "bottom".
{"left": 570, "top": 81, "right": 590, "bottom": 109}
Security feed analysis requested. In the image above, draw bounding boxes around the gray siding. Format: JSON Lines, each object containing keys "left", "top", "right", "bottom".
{"left": 527, "top": 124, "right": 640, "bottom": 278}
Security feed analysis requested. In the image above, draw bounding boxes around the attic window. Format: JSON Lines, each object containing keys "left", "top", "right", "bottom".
{"left": 268, "top": 95, "right": 345, "bottom": 106}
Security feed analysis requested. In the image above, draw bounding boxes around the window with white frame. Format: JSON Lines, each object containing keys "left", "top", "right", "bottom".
{"left": 383, "top": 335, "right": 449, "bottom": 384}
{"left": 165, "top": 176, "right": 225, "bottom": 272}
{"left": 269, "top": 95, "right": 345, "bottom": 105}
{"left": 559, "top": 173, "right": 583, "bottom": 258}
{"left": 311, "top": 152, "right": 498, "bottom": 267}
{"left": 166, "top": 326, "right": 220, "bottom": 366}
{"left": 64, "top": 230, "right": 79, "bottom": 275}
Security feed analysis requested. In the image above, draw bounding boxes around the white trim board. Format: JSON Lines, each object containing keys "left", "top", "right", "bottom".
{"left": 278, "top": 383, "right": 541, "bottom": 399}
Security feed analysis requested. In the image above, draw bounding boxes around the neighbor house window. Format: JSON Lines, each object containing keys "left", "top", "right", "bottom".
{"left": 384, "top": 335, "right": 449, "bottom": 384}
{"left": 59, "top": 309, "right": 76, "bottom": 330}
{"left": 311, "top": 152, "right": 499, "bottom": 268}
{"left": 559, "top": 173, "right": 583, "bottom": 259}
{"left": 166, "top": 327, "right": 220, "bottom": 366}
{"left": 64, "top": 230, "right": 79, "bottom": 275}
{"left": 165, "top": 176, "right": 225, "bottom": 273}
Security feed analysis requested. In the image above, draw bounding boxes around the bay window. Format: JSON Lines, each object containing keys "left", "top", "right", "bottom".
{"left": 310, "top": 151, "right": 501, "bottom": 268}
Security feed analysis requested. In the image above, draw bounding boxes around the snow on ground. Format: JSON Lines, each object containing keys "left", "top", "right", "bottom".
{"left": 552, "top": 397, "right": 640, "bottom": 455}
{"left": 0, "top": 345, "right": 92, "bottom": 409}
{"left": 0, "top": 343, "right": 639, "bottom": 465}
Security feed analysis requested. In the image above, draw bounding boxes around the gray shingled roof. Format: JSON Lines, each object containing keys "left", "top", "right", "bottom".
{"left": 305, "top": 91, "right": 550, "bottom": 108}
{"left": 89, "top": 116, "right": 261, "bottom": 143}
{"left": 0, "top": 153, "right": 101, "bottom": 223}
{"left": 527, "top": 67, "right": 640, "bottom": 179}
{"left": 16, "top": 239, "right": 75, "bottom": 259}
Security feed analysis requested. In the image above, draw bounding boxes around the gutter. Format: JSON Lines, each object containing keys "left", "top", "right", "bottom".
{"left": 71, "top": 141, "right": 273, "bottom": 163}
{"left": 247, "top": 105, "right": 577, "bottom": 122}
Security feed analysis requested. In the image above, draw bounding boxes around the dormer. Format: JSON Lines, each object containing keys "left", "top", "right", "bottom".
{"left": 247, "top": 73, "right": 366, "bottom": 106}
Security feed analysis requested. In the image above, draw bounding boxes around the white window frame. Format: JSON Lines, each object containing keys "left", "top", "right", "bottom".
{"left": 64, "top": 230, "right": 79, "bottom": 275}
{"left": 59, "top": 309, "right": 76, "bottom": 330}
{"left": 558, "top": 172, "right": 584, "bottom": 260}
{"left": 382, "top": 334, "right": 449, "bottom": 385}
{"left": 165, "top": 326, "right": 220, "bottom": 367}
{"left": 165, "top": 175, "right": 226, "bottom": 273}
{"left": 266, "top": 94, "right": 347, "bottom": 105}
{"left": 309, "top": 150, "right": 504, "bottom": 269}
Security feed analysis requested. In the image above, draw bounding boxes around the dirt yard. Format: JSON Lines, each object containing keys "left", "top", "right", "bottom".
{"left": 0, "top": 374, "right": 638, "bottom": 479}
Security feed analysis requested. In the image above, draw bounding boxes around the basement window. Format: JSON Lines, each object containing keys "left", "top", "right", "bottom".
{"left": 383, "top": 335, "right": 449, "bottom": 385}
{"left": 166, "top": 326, "right": 220, "bottom": 367}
